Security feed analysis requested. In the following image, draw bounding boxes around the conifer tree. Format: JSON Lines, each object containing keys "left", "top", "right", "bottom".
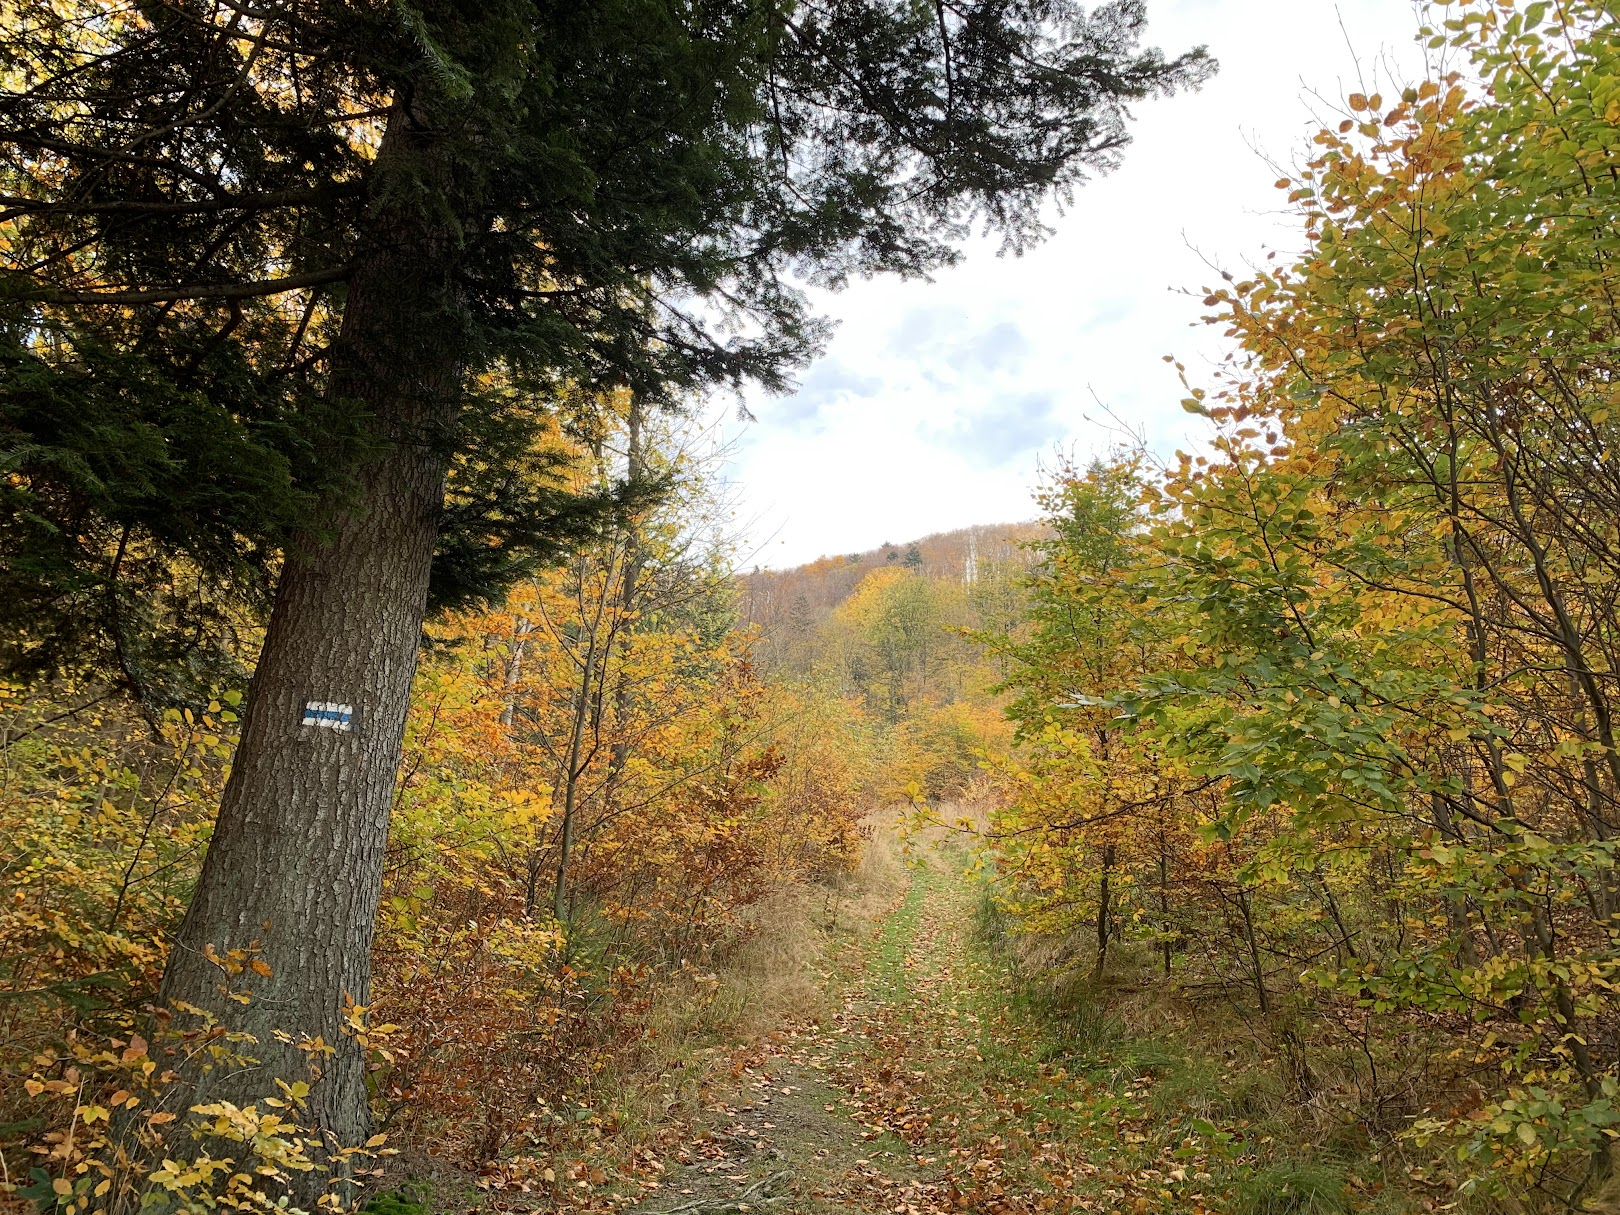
{"left": 0, "top": 0, "right": 1211, "bottom": 1169}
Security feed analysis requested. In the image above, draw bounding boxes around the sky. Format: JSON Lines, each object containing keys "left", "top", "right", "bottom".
{"left": 714, "top": 0, "right": 1434, "bottom": 570}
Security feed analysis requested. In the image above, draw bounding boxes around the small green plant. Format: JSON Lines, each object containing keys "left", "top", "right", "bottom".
{"left": 361, "top": 1189, "right": 431, "bottom": 1215}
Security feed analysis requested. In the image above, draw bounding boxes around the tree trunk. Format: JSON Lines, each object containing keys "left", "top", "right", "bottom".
{"left": 1236, "top": 885, "right": 1270, "bottom": 1016}
{"left": 499, "top": 615, "right": 533, "bottom": 729}
{"left": 1093, "top": 843, "right": 1115, "bottom": 977}
{"left": 155, "top": 103, "right": 467, "bottom": 1196}
{"left": 608, "top": 398, "right": 646, "bottom": 777}
{"left": 552, "top": 631, "right": 601, "bottom": 923}
{"left": 1157, "top": 844, "right": 1172, "bottom": 977}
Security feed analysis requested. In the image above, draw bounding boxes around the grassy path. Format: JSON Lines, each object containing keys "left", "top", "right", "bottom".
{"left": 628, "top": 848, "right": 1252, "bottom": 1215}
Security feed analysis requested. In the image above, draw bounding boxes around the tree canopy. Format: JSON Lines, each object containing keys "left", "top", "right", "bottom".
{"left": 0, "top": 0, "right": 1210, "bottom": 698}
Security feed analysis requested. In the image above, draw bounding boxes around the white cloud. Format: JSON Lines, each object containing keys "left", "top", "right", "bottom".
{"left": 926, "top": 392, "right": 1062, "bottom": 469}
{"left": 722, "top": 0, "right": 1431, "bottom": 568}
{"left": 773, "top": 359, "right": 884, "bottom": 431}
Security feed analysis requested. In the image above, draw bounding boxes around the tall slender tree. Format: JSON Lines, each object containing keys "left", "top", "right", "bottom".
{"left": 0, "top": 0, "right": 1212, "bottom": 1172}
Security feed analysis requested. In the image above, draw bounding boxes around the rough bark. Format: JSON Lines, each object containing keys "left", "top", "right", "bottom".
{"left": 155, "top": 104, "right": 467, "bottom": 1195}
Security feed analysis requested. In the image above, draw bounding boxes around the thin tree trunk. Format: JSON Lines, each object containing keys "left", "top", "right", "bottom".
{"left": 1157, "top": 841, "right": 1172, "bottom": 977}
{"left": 499, "top": 615, "right": 533, "bottom": 729}
{"left": 608, "top": 399, "right": 646, "bottom": 778}
{"left": 1429, "top": 790, "right": 1481, "bottom": 966}
{"left": 1236, "top": 885, "right": 1269, "bottom": 1016}
{"left": 552, "top": 635, "right": 601, "bottom": 922}
{"left": 1311, "top": 867, "right": 1357, "bottom": 965}
{"left": 155, "top": 102, "right": 467, "bottom": 1193}
{"left": 1094, "top": 843, "right": 1115, "bottom": 977}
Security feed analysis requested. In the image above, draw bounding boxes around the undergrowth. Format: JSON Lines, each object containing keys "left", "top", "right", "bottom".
{"left": 375, "top": 820, "right": 904, "bottom": 1211}
{"left": 961, "top": 877, "right": 1420, "bottom": 1214}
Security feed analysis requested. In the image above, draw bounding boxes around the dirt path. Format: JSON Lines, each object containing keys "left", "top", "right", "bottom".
{"left": 626, "top": 856, "right": 944, "bottom": 1215}
{"left": 624, "top": 1039, "right": 933, "bottom": 1215}
{"left": 628, "top": 847, "right": 1196, "bottom": 1215}
{"left": 399, "top": 833, "right": 1376, "bottom": 1214}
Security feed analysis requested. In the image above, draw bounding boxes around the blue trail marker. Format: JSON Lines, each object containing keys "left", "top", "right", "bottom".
{"left": 302, "top": 701, "right": 354, "bottom": 732}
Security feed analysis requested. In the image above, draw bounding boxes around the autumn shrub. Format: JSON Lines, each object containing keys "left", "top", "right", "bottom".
{"left": 370, "top": 908, "right": 593, "bottom": 1166}
{"left": 890, "top": 699, "right": 1011, "bottom": 804}
{"left": 757, "top": 685, "right": 871, "bottom": 875}
{"left": 980, "top": 4, "right": 1620, "bottom": 1204}
{"left": 0, "top": 685, "right": 240, "bottom": 1192}
{"left": 0, "top": 686, "right": 234, "bottom": 1024}
{"left": 12, "top": 984, "right": 395, "bottom": 1215}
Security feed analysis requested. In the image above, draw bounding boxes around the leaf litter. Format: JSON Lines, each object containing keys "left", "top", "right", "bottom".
{"left": 627, "top": 850, "right": 1237, "bottom": 1215}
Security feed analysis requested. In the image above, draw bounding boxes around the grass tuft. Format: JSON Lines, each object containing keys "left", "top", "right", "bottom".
{"left": 1228, "top": 1160, "right": 1355, "bottom": 1215}
{"left": 1148, "top": 1056, "right": 1287, "bottom": 1126}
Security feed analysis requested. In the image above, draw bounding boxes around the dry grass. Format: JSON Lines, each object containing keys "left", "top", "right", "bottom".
{"left": 376, "top": 810, "right": 913, "bottom": 1207}
{"left": 828, "top": 811, "right": 910, "bottom": 928}
{"left": 592, "top": 810, "right": 910, "bottom": 1148}
{"left": 692, "top": 886, "right": 832, "bottom": 1037}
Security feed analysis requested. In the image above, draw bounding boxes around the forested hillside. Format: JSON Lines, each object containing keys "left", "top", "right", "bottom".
{"left": 6, "top": 2, "right": 1620, "bottom": 1215}
{"left": 740, "top": 524, "right": 1042, "bottom": 674}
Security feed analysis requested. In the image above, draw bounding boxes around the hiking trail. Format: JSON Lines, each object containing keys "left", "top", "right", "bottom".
{"left": 628, "top": 845, "right": 1212, "bottom": 1215}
